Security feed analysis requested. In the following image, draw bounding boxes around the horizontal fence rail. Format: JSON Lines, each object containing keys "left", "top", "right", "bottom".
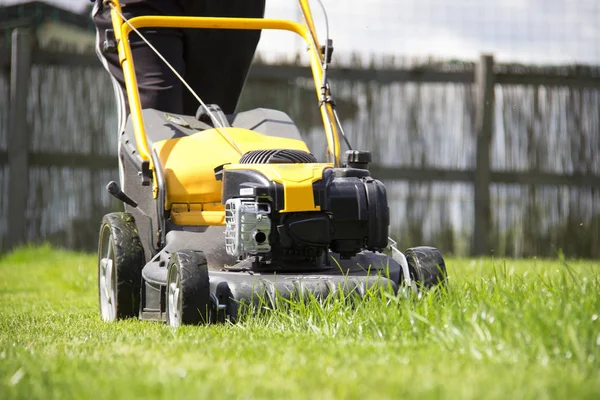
{"left": 1, "top": 151, "right": 599, "bottom": 188}
{"left": 3, "top": 49, "right": 600, "bottom": 88}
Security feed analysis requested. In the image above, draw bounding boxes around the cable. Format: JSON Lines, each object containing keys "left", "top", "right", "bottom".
{"left": 311, "top": 0, "right": 337, "bottom": 164}
{"left": 106, "top": 1, "right": 243, "bottom": 156}
{"left": 333, "top": 107, "right": 352, "bottom": 151}
{"left": 296, "top": 1, "right": 338, "bottom": 164}
{"left": 314, "top": 0, "right": 354, "bottom": 159}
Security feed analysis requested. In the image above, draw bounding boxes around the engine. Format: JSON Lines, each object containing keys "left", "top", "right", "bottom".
{"left": 222, "top": 150, "right": 389, "bottom": 262}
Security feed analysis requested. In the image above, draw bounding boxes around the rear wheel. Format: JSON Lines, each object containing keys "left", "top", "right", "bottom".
{"left": 97, "top": 213, "right": 145, "bottom": 321}
{"left": 404, "top": 246, "right": 447, "bottom": 289}
{"left": 166, "top": 251, "right": 211, "bottom": 327}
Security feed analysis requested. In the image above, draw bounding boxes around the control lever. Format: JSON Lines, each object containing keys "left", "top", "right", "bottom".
{"left": 106, "top": 181, "right": 138, "bottom": 208}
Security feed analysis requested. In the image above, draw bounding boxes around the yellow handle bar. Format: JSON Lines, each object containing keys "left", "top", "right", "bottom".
{"left": 108, "top": 0, "right": 341, "bottom": 166}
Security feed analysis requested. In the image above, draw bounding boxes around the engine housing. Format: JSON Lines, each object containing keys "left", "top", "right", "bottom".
{"left": 222, "top": 165, "right": 389, "bottom": 261}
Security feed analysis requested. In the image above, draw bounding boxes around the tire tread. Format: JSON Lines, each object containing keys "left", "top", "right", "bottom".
{"left": 98, "top": 212, "right": 145, "bottom": 319}
{"left": 404, "top": 246, "right": 447, "bottom": 289}
{"left": 168, "top": 250, "right": 210, "bottom": 325}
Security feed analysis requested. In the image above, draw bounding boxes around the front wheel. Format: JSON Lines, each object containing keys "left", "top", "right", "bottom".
{"left": 97, "top": 213, "right": 144, "bottom": 321}
{"left": 166, "top": 251, "right": 211, "bottom": 327}
{"left": 404, "top": 246, "right": 447, "bottom": 289}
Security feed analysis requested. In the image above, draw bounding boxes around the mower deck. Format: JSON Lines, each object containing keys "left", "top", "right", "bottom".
{"left": 140, "top": 251, "right": 402, "bottom": 323}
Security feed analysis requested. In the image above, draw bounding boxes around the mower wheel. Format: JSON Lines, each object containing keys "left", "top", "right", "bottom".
{"left": 97, "top": 212, "right": 145, "bottom": 321}
{"left": 404, "top": 246, "right": 447, "bottom": 289}
{"left": 166, "top": 251, "right": 210, "bottom": 327}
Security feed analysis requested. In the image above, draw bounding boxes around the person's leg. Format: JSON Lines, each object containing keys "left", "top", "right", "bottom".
{"left": 179, "top": 0, "right": 266, "bottom": 115}
{"left": 92, "top": 0, "right": 185, "bottom": 126}
{"left": 93, "top": 0, "right": 185, "bottom": 189}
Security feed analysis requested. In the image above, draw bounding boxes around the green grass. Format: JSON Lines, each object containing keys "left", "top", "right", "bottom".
{"left": 1, "top": 245, "right": 599, "bottom": 399}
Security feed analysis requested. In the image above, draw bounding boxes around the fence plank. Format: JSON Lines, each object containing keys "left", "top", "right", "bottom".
{"left": 473, "top": 54, "right": 495, "bottom": 256}
{"left": 6, "top": 29, "right": 32, "bottom": 251}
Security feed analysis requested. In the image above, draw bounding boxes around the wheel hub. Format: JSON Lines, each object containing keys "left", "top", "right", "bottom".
{"left": 167, "top": 270, "right": 182, "bottom": 327}
{"left": 99, "top": 256, "right": 115, "bottom": 321}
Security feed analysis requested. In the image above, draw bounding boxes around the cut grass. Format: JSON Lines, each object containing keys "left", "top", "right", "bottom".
{"left": 1, "top": 245, "right": 599, "bottom": 399}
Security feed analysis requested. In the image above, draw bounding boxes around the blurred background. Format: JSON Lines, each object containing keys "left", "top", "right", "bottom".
{"left": 0, "top": 0, "right": 598, "bottom": 257}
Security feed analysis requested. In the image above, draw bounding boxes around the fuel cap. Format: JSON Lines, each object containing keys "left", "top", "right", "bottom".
{"left": 344, "top": 150, "right": 371, "bottom": 169}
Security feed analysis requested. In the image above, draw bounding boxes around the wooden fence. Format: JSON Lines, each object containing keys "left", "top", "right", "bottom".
{"left": 2, "top": 28, "right": 600, "bottom": 255}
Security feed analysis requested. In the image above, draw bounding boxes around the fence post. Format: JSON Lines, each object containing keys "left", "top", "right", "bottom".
{"left": 6, "top": 29, "right": 32, "bottom": 251}
{"left": 473, "top": 54, "right": 495, "bottom": 256}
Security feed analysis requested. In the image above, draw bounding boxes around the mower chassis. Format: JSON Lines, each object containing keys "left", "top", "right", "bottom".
{"left": 139, "top": 229, "right": 404, "bottom": 323}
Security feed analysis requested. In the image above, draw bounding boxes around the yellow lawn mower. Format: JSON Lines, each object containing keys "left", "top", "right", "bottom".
{"left": 97, "top": 0, "right": 447, "bottom": 326}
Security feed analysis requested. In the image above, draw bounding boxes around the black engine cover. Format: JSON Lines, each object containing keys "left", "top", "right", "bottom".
{"left": 222, "top": 167, "right": 389, "bottom": 260}
{"left": 317, "top": 168, "right": 389, "bottom": 257}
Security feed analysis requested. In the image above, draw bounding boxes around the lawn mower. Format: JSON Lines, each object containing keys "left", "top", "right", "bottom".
{"left": 97, "top": 0, "right": 447, "bottom": 326}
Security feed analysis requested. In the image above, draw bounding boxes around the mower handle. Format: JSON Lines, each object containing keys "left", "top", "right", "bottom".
{"left": 106, "top": 0, "right": 342, "bottom": 169}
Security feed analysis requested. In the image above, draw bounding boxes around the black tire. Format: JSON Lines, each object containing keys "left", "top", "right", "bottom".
{"left": 404, "top": 246, "right": 447, "bottom": 289}
{"left": 97, "top": 212, "right": 145, "bottom": 321}
{"left": 166, "top": 251, "right": 211, "bottom": 326}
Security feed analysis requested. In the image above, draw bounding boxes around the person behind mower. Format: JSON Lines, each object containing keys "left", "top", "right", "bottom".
{"left": 91, "top": 0, "right": 266, "bottom": 133}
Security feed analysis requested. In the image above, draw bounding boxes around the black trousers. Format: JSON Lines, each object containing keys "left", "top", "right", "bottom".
{"left": 93, "top": 0, "right": 266, "bottom": 129}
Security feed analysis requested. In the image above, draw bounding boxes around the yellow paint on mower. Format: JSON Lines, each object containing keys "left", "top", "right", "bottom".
{"left": 152, "top": 127, "right": 329, "bottom": 225}
{"left": 224, "top": 163, "right": 332, "bottom": 213}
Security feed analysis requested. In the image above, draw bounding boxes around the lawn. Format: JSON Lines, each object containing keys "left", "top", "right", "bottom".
{"left": 0, "top": 245, "right": 599, "bottom": 399}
